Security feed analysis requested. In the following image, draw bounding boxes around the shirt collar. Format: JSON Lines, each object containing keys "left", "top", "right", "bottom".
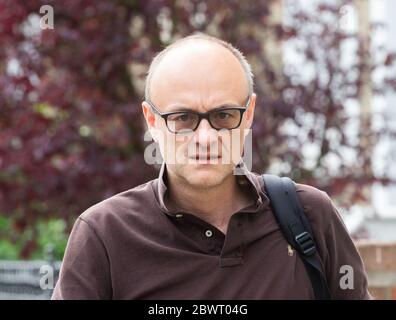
{"left": 153, "top": 161, "right": 270, "bottom": 217}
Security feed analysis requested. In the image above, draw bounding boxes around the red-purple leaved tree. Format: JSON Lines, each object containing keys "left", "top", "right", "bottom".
{"left": 1, "top": 0, "right": 395, "bottom": 257}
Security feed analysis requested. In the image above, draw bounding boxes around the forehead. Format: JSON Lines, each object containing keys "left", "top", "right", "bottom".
{"left": 150, "top": 40, "right": 249, "bottom": 112}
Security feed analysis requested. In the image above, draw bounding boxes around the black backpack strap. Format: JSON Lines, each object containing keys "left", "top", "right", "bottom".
{"left": 262, "top": 174, "right": 331, "bottom": 300}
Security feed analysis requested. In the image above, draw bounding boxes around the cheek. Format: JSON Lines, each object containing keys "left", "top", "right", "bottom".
{"left": 160, "top": 133, "right": 192, "bottom": 163}
{"left": 220, "top": 130, "right": 245, "bottom": 159}
{"left": 155, "top": 126, "right": 173, "bottom": 159}
{"left": 153, "top": 127, "right": 162, "bottom": 144}
{"left": 152, "top": 121, "right": 167, "bottom": 142}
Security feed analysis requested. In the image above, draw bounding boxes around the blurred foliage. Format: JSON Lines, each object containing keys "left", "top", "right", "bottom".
{"left": 0, "top": 216, "right": 67, "bottom": 260}
{"left": 1, "top": 0, "right": 396, "bottom": 257}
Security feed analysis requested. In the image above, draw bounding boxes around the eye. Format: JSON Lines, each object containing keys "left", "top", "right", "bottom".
{"left": 175, "top": 114, "right": 190, "bottom": 122}
{"left": 216, "top": 111, "right": 235, "bottom": 120}
{"left": 218, "top": 112, "right": 230, "bottom": 119}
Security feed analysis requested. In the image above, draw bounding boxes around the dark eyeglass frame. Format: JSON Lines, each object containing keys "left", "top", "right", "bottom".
{"left": 146, "top": 96, "right": 251, "bottom": 134}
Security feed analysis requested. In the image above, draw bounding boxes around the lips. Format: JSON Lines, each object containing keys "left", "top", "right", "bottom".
{"left": 189, "top": 155, "right": 221, "bottom": 160}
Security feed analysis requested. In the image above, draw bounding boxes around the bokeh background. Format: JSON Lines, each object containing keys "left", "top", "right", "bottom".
{"left": 1, "top": 0, "right": 395, "bottom": 299}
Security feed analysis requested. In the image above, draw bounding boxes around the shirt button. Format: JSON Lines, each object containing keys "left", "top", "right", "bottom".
{"left": 205, "top": 230, "right": 213, "bottom": 237}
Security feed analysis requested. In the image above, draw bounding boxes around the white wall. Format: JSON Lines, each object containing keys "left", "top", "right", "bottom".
{"left": 371, "top": 0, "right": 396, "bottom": 217}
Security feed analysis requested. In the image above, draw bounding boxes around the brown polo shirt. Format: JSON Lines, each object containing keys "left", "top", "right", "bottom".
{"left": 52, "top": 162, "right": 371, "bottom": 300}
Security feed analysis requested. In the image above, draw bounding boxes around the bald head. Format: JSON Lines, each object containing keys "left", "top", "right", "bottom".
{"left": 145, "top": 33, "right": 254, "bottom": 103}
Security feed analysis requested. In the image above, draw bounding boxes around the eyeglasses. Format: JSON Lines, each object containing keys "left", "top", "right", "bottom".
{"left": 146, "top": 96, "right": 251, "bottom": 134}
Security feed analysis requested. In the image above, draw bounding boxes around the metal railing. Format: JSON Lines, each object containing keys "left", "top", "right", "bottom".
{"left": 0, "top": 245, "right": 62, "bottom": 300}
{"left": 0, "top": 260, "right": 61, "bottom": 300}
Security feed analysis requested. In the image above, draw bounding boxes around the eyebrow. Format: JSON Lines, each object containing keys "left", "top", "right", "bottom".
{"left": 165, "top": 102, "right": 244, "bottom": 113}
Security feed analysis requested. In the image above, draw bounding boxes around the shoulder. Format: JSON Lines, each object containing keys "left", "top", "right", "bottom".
{"left": 294, "top": 182, "right": 335, "bottom": 232}
{"left": 78, "top": 179, "right": 157, "bottom": 234}
{"left": 295, "top": 183, "right": 332, "bottom": 213}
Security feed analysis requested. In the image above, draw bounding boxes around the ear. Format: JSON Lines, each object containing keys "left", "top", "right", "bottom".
{"left": 245, "top": 93, "right": 256, "bottom": 129}
{"left": 142, "top": 101, "right": 156, "bottom": 127}
{"left": 142, "top": 101, "right": 158, "bottom": 142}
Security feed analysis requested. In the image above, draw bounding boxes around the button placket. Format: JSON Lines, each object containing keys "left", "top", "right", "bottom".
{"left": 218, "top": 215, "right": 246, "bottom": 267}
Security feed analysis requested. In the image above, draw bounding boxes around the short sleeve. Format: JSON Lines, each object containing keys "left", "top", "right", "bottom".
{"left": 321, "top": 192, "right": 372, "bottom": 299}
{"left": 51, "top": 217, "right": 112, "bottom": 299}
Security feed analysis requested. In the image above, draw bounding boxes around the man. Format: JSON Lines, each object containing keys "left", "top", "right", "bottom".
{"left": 52, "top": 33, "right": 371, "bottom": 299}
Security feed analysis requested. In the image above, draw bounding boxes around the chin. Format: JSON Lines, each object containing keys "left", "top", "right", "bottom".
{"left": 180, "top": 164, "right": 232, "bottom": 189}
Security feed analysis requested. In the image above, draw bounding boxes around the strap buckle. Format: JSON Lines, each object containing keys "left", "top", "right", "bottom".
{"left": 295, "top": 231, "right": 316, "bottom": 256}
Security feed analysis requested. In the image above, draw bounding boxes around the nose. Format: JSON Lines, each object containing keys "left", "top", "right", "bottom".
{"left": 193, "top": 118, "right": 219, "bottom": 151}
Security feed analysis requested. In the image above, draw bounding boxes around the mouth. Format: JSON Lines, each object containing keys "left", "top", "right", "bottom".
{"left": 189, "top": 155, "right": 222, "bottom": 161}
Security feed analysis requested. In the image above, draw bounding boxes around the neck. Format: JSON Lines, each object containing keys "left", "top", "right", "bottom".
{"left": 166, "top": 170, "right": 252, "bottom": 234}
